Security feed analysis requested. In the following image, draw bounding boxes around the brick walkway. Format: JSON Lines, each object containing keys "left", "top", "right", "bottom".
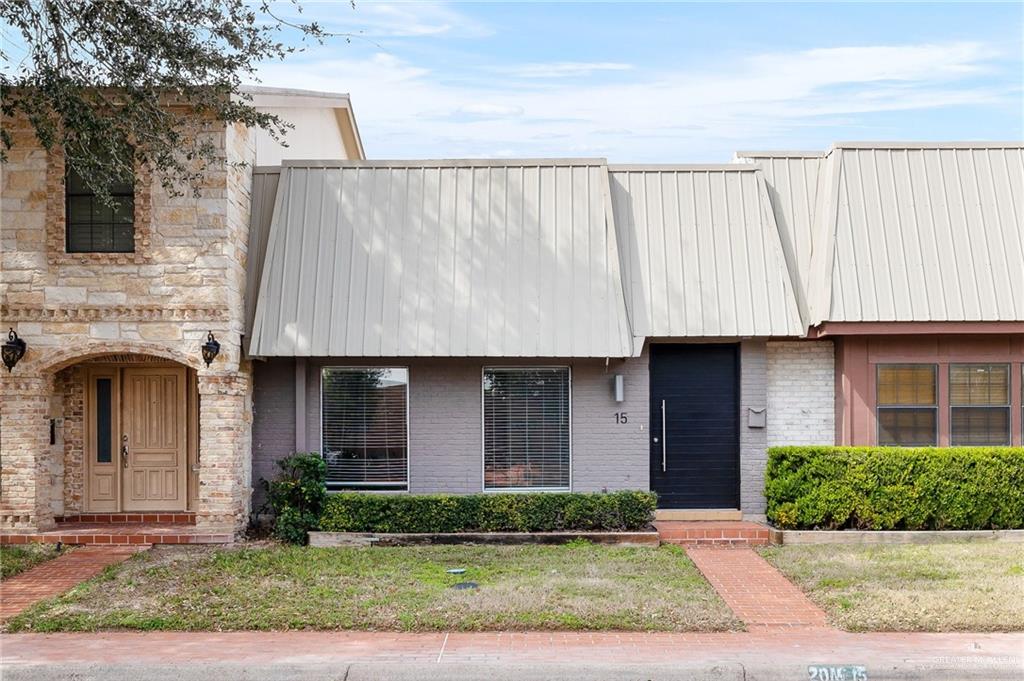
{"left": 1, "top": 545, "right": 147, "bottom": 620}
{"left": 685, "top": 546, "right": 830, "bottom": 629}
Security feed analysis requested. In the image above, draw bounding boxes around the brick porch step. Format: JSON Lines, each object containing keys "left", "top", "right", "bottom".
{"left": 1, "top": 522, "right": 230, "bottom": 546}
{"left": 57, "top": 512, "right": 196, "bottom": 525}
{"left": 655, "top": 520, "right": 772, "bottom": 546}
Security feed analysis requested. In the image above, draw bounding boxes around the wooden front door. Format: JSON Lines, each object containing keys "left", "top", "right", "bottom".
{"left": 121, "top": 367, "right": 187, "bottom": 511}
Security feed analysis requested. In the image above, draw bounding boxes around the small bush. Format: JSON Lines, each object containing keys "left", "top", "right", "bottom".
{"left": 319, "top": 490, "right": 657, "bottom": 533}
{"left": 765, "top": 446, "right": 1024, "bottom": 530}
{"left": 261, "top": 453, "right": 328, "bottom": 543}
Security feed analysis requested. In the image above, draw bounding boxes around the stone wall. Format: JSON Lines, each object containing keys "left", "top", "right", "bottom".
{"left": 0, "top": 114, "right": 255, "bottom": 533}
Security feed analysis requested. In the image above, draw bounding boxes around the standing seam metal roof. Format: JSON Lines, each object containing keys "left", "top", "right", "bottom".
{"left": 806, "top": 144, "right": 1024, "bottom": 324}
{"left": 609, "top": 165, "right": 805, "bottom": 338}
{"left": 248, "top": 160, "right": 636, "bottom": 357}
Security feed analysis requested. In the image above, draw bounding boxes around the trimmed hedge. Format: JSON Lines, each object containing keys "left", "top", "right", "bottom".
{"left": 319, "top": 490, "right": 658, "bottom": 533}
{"left": 766, "top": 446, "right": 1024, "bottom": 530}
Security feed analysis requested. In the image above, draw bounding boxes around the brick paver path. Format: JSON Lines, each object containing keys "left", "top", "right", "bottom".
{"left": 685, "top": 546, "right": 830, "bottom": 629}
{"left": 1, "top": 545, "right": 146, "bottom": 620}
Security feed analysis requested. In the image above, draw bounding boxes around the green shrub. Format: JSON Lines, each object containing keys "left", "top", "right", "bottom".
{"left": 261, "top": 453, "right": 328, "bottom": 543}
{"left": 319, "top": 490, "right": 657, "bottom": 533}
{"left": 765, "top": 446, "right": 1024, "bottom": 530}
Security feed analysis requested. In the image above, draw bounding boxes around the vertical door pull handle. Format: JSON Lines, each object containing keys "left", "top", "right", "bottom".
{"left": 121, "top": 434, "right": 129, "bottom": 469}
{"left": 661, "top": 399, "right": 667, "bottom": 472}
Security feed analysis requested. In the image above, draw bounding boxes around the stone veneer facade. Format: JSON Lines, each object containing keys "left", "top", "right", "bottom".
{"left": 0, "top": 114, "right": 255, "bottom": 534}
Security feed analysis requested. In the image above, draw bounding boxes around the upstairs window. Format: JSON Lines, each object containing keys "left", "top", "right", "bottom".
{"left": 950, "top": 364, "right": 1011, "bottom": 446}
{"left": 483, "top": 367, "right": 571, "bottom": 490}
{"left": 321, "top": 367, "right": 408, "bottom": 490}
{"left": 65, "top": 164, "right": 135, "bottom": 253}
{"left": 877, "top": 364, "right": 937, "bottom": 446}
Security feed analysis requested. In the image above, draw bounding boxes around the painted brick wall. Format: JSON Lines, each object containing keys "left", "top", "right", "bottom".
{"left": 253, "top": 354, "right": 650, "bottom": 495}
{"left": 739, "top": 340, "right": 768, "bottom": 516}
{"left": 251, "top": 359, "right": 296, "bottom": 508}
{"left": 767, "top": 341, "right": 836, "bottom": 447}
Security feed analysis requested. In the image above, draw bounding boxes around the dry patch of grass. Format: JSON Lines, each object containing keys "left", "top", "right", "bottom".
{"left": 6, "top": 542, "right": 740, "bottom": 633}
{"left": 1, "top": 544, "right": 66, "bottom": 580}
{"left": 761, "top": 543, "right": 1024, "bottom": 632}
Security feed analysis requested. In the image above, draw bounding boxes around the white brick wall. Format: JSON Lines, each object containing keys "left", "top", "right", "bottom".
{"left": 767, "top": 341, "right": 836, "bottom": 447}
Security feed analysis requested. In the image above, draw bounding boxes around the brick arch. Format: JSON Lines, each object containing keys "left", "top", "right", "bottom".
{"left": 37, "top": 341, "right": 201, "bottom": 374}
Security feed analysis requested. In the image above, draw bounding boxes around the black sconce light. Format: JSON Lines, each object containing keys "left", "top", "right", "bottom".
{"left": 2, "top": 328, "right": 26, "bottom": 372}
{"left": 201, "top": 331, "right": 221, "bottom": 367}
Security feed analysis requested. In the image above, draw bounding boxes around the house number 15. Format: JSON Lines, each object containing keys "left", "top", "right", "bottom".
{"left": 615, "top": 412, "right": 628, "bottom": 424}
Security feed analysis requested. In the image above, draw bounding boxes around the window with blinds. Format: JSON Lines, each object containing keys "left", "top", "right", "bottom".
{"left": 321, "top": 368, "right": 408, "bottom": 489}
{"left": 950, "top": 364, "right": 1010, "bottom": 446}
{"left": 483, "top": 367, "right": 571, "bottom": 490}
{"left": 876, "top": 364, "right": 937, "bottom": 446}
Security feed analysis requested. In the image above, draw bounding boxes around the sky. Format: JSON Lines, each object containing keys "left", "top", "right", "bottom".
{"left": 251, "top": 1, "right": 1023, "bottom": 161}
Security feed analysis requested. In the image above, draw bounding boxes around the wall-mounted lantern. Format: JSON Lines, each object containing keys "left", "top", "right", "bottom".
{"left": 2, "top": 328, "right": 26, "bottom": 372}
{"left": 612, "top": 374, "right": 625, "bottom": 403}
{"left": 201, "top": 331, "right": 221, "bottom": 367}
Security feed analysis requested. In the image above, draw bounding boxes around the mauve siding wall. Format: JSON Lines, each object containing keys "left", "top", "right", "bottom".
{"left": 739, "top": 341, "right": 768, "bottom": 517}
{"left": 250, "top": 353, "right": 651, "bottom": 495}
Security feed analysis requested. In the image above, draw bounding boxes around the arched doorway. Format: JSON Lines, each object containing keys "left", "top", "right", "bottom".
{"left": 57, "top": 353, "right": 199, "bottom": 514}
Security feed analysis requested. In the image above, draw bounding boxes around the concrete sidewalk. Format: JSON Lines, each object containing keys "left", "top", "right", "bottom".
{"left": 2, "top": 630, "right": 1021, "bottom": 680}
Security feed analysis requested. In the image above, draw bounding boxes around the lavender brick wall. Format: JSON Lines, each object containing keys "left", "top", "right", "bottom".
{"left": 251, "top": 359, "right": 295, "bottom": 508}
{"left": 251, "top": 354, "right": 650, "bottom": 496}
{"left": 250, "top": 341, "right": 787, "bottom": 510}
{"left": 739, "top": 340, "right": 769, "bottom": 517}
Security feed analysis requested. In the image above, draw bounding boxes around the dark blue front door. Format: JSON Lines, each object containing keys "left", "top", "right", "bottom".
{"left": 649, "top": 344, "right": 740, "bottom": 509}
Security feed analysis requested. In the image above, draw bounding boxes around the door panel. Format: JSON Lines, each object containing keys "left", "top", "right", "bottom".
{"left": 122, "top": 367, "right": 187, "bottom": 511}
{"left": 86, "top": 370, "right": 119, "bottom": 512}
{"left": 650, "top": 344, "right": 739, "bottom": 509}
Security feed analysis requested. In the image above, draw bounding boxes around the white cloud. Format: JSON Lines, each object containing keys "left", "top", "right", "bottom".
{"left": 452, "top": 103, "right": 524, "bottom": 120}
{"left": 498, "top": 62, "right": 634, "bottom": 79}
{"left": 252, "top": 41, "right": 1013, "bottom": 161}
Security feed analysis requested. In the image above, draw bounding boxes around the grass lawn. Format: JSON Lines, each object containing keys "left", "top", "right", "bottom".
{"left": 1, "top": 544, "right": 65, "bottom": 580}
{"left": 5, "top": 542, "right": 741, "bottom": 633}
{"left": 760, "top": 543, "right": 1024, "bottom": 632}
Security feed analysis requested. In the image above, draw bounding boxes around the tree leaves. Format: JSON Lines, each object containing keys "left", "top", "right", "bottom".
{"left": 0, "top": 0, "right": 348, "bottom": 201}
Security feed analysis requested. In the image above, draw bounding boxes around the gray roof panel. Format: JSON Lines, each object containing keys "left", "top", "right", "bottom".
{"left": 808, "top": 144, "right": 1024, "bottom": 324}
{"left": 609, "top": 166, "right": 805, "bottom": 338}
{"left": 249, "top": 160, "right": 636, "bottom": 357}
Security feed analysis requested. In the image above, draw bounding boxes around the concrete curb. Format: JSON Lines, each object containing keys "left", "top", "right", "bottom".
{"left": 771, "top": 528, "right": 1024, "bottom": 545}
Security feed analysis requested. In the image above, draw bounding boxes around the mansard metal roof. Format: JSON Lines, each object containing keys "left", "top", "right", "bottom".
{"left": 806, "top": 143, "right": 1024, "bottom": 325}
{"left": 608, "top": 165, "right": 805, "bottom": 338}
{"left": 248, "top": 159, "right": 636, "bottom": 357}
{"left": 246, "top": 142, "right": 1023, "bottom": 358}
{"left": 734, "top": 151, "right": 824, "bottom": 295}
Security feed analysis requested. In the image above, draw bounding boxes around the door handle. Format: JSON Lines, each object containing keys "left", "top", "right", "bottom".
{"left": 661, "top": 399, "right": 667, "bottom": 472}
{"left": 121, "top": 434, "right": 129, "bottom": 469}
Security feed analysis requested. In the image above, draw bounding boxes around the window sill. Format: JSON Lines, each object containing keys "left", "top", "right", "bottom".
{"left": 482, "top": 487, "right": 572, "bottom": 494}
